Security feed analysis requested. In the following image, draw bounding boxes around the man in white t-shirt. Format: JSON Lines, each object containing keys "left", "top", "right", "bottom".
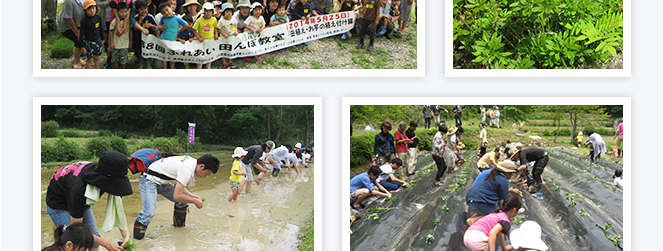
{"left": 133, "top": 154, "right": 219, "bottom": 240}
{"left": 377, "top": 158, "right": 410, "bottom": 191}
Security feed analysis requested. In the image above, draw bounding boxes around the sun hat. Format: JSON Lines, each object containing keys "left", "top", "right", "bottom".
{"left": 203, "top": 2, "right": 215, "bottom": 10}
{"left": 295, "top": 142, "right": 302, "bottom": 149}
{"left": 495, "top": 160, "right": 517, "bottom": 173}
{"left": 510, "top": 221, "right": 549, "bottom": 250}
{"left": 221, "top": 2, "right": 235, "bottom": 12}
{"left": 515, "top": 142, "right": 523, "bottom": 149}
{"left": 508, "top": 148, "right": 520, "bottom": 159}
{"left": 578, "top": 131, "right": 583, "bottom": 136}
{"left": 251, "top": 1, "right": 263, "bottom": 9}
{"left": 182, "top": 0, "right": 201, "bottom": 7}
{"left": 232, "top": 147, "right": 249, "bottom": 158}
{"left": 237, "top": 0, "right": 252, "bottom": 8}
{"left": 446, "top": 127, "right": 458, "bottom": 136}
{"left": 83, "top": 0, "right": 99, "bottom": 13}
{"left": 80, "top": 151, "right": 132, "bottom": 197}
{"left": 266, "top": 140, "right": 276, "bottom": 150}
{"left": 212, "top": 0, "right": 223, "bottom": 7}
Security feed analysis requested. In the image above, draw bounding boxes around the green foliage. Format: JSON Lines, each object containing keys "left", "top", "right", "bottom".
{"left": 42, "top": 120, "right": 60, "bottom": 137}
{"left": 42, "top": 137, "right": 82, "bottom": 162}
{"left": 454, "top": 0, "right": 623, "bottom": 68}
{"left": 123, "top": 240, "right": 138, "bottom": 251}
{"left": 50, "top": 38, "right": 74, "bottom": 57}
{"left": 138, "top": 137, "right": 183, "bottom": 153}
{"left": 298, "top": 222, "right": 314, "bottom": 251}
{"left": 85, "top": 136, "right": 129, "bottom": 156}
{"left": 98, "top": 129, "right": 113, "bottom": 137}
{"left": 60, "top": 128, "right": 83, "bottom": 138}
{"left": 350, "top": 133, "right": 375, "bottom": 167}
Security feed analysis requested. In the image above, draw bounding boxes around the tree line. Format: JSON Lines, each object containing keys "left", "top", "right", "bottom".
{"left": 42, "top": 105, "right": 314, "bottom": 146}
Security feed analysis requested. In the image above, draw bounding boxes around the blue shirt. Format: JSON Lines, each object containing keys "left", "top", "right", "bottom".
{"left": 466, "top": 170, "right": 509, "bottom": 204}
{"left": 350, "top": 172, "right": 377, "bottom": 193}
{"left": 160, "top": 15, "right": 187, "bottom": 41}
{"left": 177, "top": 28, "right": 195, "bottom": 41}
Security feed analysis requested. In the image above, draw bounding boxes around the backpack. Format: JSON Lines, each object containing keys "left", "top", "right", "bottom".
{"left": 128, "top": 148, "right": 175, "bottom": 180}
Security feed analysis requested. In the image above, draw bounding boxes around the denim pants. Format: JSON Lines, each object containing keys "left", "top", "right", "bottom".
{"left": 379, "top": 179, "right": 401, "bottom": 191}
{"left": 46, "top": 205, "right": 100, "bottom": 247}
{"left": 135, "top": 175, "right": 188, "bottom": 226}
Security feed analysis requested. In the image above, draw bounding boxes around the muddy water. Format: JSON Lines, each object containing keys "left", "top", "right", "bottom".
{"left": 41, "top": 157, "right": 315, "bottom": 250}
{"left": 351, "top": 148, "right": 624, "bottom": 251}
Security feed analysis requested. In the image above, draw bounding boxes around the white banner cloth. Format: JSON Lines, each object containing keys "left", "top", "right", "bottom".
{"left": 141, "top": 11, "right": 356, "bottom": 63}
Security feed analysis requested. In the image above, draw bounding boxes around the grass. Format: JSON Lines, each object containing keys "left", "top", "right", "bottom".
{"left": 297, "top": 219, "right": 314, "bottom": 251}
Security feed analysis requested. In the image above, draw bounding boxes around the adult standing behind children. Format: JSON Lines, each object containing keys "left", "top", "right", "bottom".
{"left": 355, "top": 0, "right": 379, "bottom": 51}
{"left": 405, "top": 121, "right": 418, "bottom": 176}
{"left": 239, "top": 140, "right": 275, "bottom": 193}
{"left": 55, "top": 0, "right": 86, "bottom": 68}
{"left": 394, "top": 121, "right": 413, "bottom": 179}
{"left": 133, "top": 154, "right": 219, "bottom": 240}
{"left": 45, "top": 151, "right": 132, "bottom": 251}
{"left": 180, "top": 0, "right": 202, "bottom": 22}
{"left": 350, "top": 165, "right": 391, "bottom": 210}
{"left": 233, "top": 0, "right": 253, "bottom": 32}
{"left": 397, "top": 0, "right": 412, "bottom": 36}
{"left": 373, "top": 121, "right": 396, "bottom": 165}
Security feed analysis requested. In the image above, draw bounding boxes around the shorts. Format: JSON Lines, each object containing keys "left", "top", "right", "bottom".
{"left": 82, "top": 39, "right": 103, "bottom": 60}
{"left": 463, "top": 229, "right": 489, "bottom": 251}
{"left": 241, "top": 161, "right": 254, "bottom": 182}
{"left": 350, "top": 190, "right": 358, "bottom": 205}
{"left": 111, "top": 48, "right": 129, "bottom": 64}
{"left": 230, "top": 180, "right": 241, "bottom": 189}
{"left": 61, "top": 29, "right": 84, "bottom": 48}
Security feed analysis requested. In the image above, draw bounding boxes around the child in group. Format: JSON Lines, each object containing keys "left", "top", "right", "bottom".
{"left": 292, "top": 0, "right": 312, "bottom": 45}
{"left": 155, "top": 0, "right": 177, "bottom": 24}
{"left": 339, "top": 0, "right": 357, "bottom": 39}
{"left": 376, "top": 0, "right": 399, "bottom": 39}
{"left": 575, "top": 131, "right": 584, "bottom": 148}
{"left": 217, "top": 2, "right": 239, "bottom": 69}
{"left": 133, "top": 0, "right": 158, "bottom": 69}
{"left": 269, "top": 4, "right": 289, "bottom": 26}
{"left": 157, "top": 2, "right": 187, "bottom": 69}
{"left": 192, "top": 2, "right": 219, "bottom": 69}
{"left": 243, "top": 2, "right": 266, "bottom": 60}
{"left": 109, "top": 2, "right": 132, "bottom": 68}
{"left": 229, "top": 147, "right": 248, "bottom": 202}
{"left": 355, "top": 0, "right": 379, "bottom": 51}
{"left": 464, "top": 193, "right": 522, "bottom": 251}
{"left": 79, "top": 0, "right": 105, "bottom": 69}
{"left": 177, "top": 15, "right": 196, "bottom": 43}
{"left": 607, "top": 169, "right": 623, "bottom": 189}
{"left": 213, "top": 1, "right": 224, "bottom": 19}
{"left": 41, "top": 223, "right": 95, "bottom": 251}
{"left": 108, "top": 0, "right": 134, "bottom": 67}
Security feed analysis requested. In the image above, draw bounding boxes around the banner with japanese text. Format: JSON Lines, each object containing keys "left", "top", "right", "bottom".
{"left": 188, "top": 122, "right": 196, "bottom": 145}
{"left": 142, "top": 11, "right": 356, "bottom": 63}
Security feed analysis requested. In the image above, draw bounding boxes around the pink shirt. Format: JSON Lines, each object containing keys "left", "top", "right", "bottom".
{"left": 467, "top": 211, "right": 510, "bottom": 236}
{"left": 394, "top": 129, "right": 408, "bottom": 153}
{"left": 617, "top": 123, "right": 623, "bottom": 137}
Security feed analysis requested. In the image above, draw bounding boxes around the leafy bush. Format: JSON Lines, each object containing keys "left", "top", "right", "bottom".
{"left": 85, "top": 136, "right": 129, "bottom": 157}
{"left": 50, "top": 38, "right": 74, "bottom": 58}
{"left": 138, "top": 137, "right": 183, "bottom": 154}
{"left": 60, "top": 128, "right": 82, "bottom": 138}
{"left": 453, "top": 0, "right": 623, "bottom": 69}
{"left": 350, "top": 133, "right": 375, "bottom": 167}
{"left": 98, "top": 130, "right": 113, "bottom": 137}
{"left": 593, "top": 127, "right": 613, "bottom": 136}
{"left": 42, "top": 120, "right": 60, "bottom": 137}
{"left": 42, "top": 137, "right": 82, "bottom": 162}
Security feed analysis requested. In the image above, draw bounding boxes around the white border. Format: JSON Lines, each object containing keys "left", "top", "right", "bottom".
{"left": 445, "top": 0, "right": 631, "bottom": 77}
{"left": 33, "top": 97, "right": 322, "bottom": 251}
{"left": 342, "top": 97, "right": 631, "bottom": 250}
{"left": 33, "top": 0, "right": 425, "bottom": 77}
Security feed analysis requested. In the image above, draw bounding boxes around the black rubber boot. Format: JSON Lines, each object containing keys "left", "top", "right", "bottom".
{"left": 356, "top": 38, "right": 364, "bottom": 49}
{"left": 173, "top": 204, "right": 188, "bottom": 227}
{"left": 272, "top": 169, "right": 280, "bottom": 177}
{"left": 367, "top": 39, "right": 374, "bottom": 51}
{"left": 133, "top": 221, "right": 147, "bottom": 240}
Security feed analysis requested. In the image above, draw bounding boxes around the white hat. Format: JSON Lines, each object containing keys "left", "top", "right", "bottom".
{"left": 510, "top": 221, "right": 549, "bottom": 250}
{"left": 578, "top": 131, "right": 583, "bottom": 136}
{"left": 251, "top": 1, "right": 263, "bottom": 9}
{"left": 202, "top": 2, "right": 214, "bottom": 10}
{"left": 237, "top": 0, "right": 251, "bottom": 8}
{"left": 232, "top": 147, "right": 248, "bottom": 158}
{"left": 295, "top": 142, "right": 302, "bottom": 148}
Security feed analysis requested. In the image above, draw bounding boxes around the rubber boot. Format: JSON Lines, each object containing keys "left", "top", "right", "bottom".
{"left": 173, "top": 204, "right": 188, "bottom": 227}
{"left": 367, "top": 39, "right": 374, "bottom": 51}
{"left": 356, "top": 38, "right": 364, "bottom": 49}
{"left": 272, "top": 169, "right": 280, "bottom": 177}
{"left": 47, "top": 20, "right": 55, "bottom": 32}
{"left": 133, "top": 221, "right": 147, "bottom": 240}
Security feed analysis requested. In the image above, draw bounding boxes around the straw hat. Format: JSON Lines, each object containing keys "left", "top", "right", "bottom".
{"left": 182, "top": 0, "right": 201, "bottom": 7}
{"left": 508, "top": 148, "right": 520, "bottom": 159}
{"left": 510, "top": 221, "right": 549, "bottom": 250}
{"left": 446, "top": 127, "right": 458, "bottom": 136}
{"left": 495, "top": 160, "right": 517, "bottom": 173}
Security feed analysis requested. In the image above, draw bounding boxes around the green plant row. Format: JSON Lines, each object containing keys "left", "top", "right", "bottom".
{"left": 454, "top": 0, "right": 623, "bottom": 69}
